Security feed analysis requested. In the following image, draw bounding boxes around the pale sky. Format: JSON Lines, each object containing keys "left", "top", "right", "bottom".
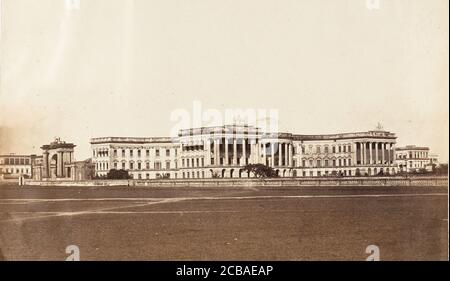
{"left": 0, "top": 0, "right": 448, "bottom": 161}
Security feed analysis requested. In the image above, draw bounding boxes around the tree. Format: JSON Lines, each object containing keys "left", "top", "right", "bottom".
{"left": 434, "top": 164, "right": 448, "bottom": 176}
{"left": 106, "top": 169, "right": 131, "bottom": 179}
{"left": 242, "top": 164, "right": 279, "bottom": 178}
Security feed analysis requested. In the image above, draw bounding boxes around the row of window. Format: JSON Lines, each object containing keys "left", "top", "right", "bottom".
{"left": 397, "top": 152, "right": 429, "bottom": 159}
{"left": 298, "top": 167, "right": 393, "bottom": 177}
{"left": 0, "top": 158, "right": 30, "bottom": 165}
{"left": 94, "top": 149, "right": 176, "bottom": 158}
{"left": 301, "top": 158, "right": 352, "bottom": 167}
{"left": 407, "top": 161, "right": 429, "bottom": 168}
{"left": 182, "top": 158, "right": 205, "bottom": 168}
{"left": 0, "top": 167, "right": 30, "bottom": 174}
{"left": 299, "top": 145, "right": 352, "bottom": 154}
{"left": 96, "top": 161, "right": 176, "bottom": 171}
{"left": 132, "top": 173, "right": 176, "bottom": 179}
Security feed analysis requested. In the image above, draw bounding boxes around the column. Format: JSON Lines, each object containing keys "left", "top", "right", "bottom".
{"left": 381, "top": 143, "right": 385, "bottom": 165}
{"left": 43, "top": 151, "right": 49, "bottom": 178}
{"left": 225, "top": 138, "right": 229, "bottom": 165}
{"left": 278, "top": 142, "right": 282, "bottom": 166}
{"left": 271, "top": 143, "right": 275, "bottom": 167}
{"left": 375, "top": 142, "right": 378, "bottom": 164}
{"left": 351, "top": 142, "right": 357, "bottom": 166}
{"left": 206, "top": 139, "right": 211, "bottom": 166}
{"left": 242, "top": 138, "right": 247, "bottom": 165}
{"left": 387, "top": 143, "right": 391, "bottom": 165}
{"left": 233, "top": 139, "right": 237, "bottom": 165}
{"left": 358, "top": 143, "right": 363, "bottom": 165}
{"left": 289, "top": 143, "right": 293, "bottom": 167}
{"left": 57, "top": 151, "right": 63, "bottom": 177}
{"left": 369, "top": 142, "right": 373, "bottom": 165}
{"left": 362, "top": 142, "right": 367, "bottom": 165}
{"left": 214, "top": 139, "right": 219, "bottom": 166}
{"left": 262, "top": 142, "right": 267, "bottom": 165}
{"left": 284, "top": 143, "right": 288, "bottom": 166}
{"left": 249, "top": 139, "right": 254, "bottom": 163}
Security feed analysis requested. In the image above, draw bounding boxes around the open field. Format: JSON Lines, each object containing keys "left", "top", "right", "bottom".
{"left": 0, "top": 184, "right": 447, "bottom": 260}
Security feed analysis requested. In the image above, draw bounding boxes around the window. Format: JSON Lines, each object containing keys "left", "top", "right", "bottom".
{"left": 324, "top": 160, "right": 329, "bottom": 167}
{"left": 155, "top": 149, "right": 160, "bottom": 157}
{"left": 114, "top": 150, "right": 117, "bottom": 157}
{"left": 122, "top": 150, "right": 125, "bottom": 157}
{"left": 155, "top": 162, "right": 161, "bottom": 170}
{"left": 324, "top": 146, "right": 329, "bottom": 153}
{"left": 302, "top": 160, "right": 306, "bottom": 167}
{"left": 138, "top": 163, "right": 141, "bottom": 170}
{"left": 316, "top": 160, "right": 321, "bottom": 167}
{"left": 122, "top": 162, "right": 125, "bottom": 169}
{"left": 316, "top": 146, "right": 321, "bottom": 154}
{"left": 201, "top": 158, "right": 204, "bottom": 167}
{"left": 211, "top": 158, "right": 215, "bottom": 165}
{"left": 349, "top": 159, "right": 352, "bottom": 166}
{"left": 332, "top": 146, "right": 336, "bottom": 153}
{"left": 138, "top": 174, "right": 142, "bottom": 179}
{"left": 182, "top": 159, "right": 185, "bottom": 167}
{"left": 146, "top": 162, "right": 150, "bottom": 169}
{"left": 166, "top": 149, "right": 170, "bottom": 157}
{"left": 196, "top": 158, "right": 199, "bottom": 167}
{"left": 130, "top": 150, "right": 134, "bottom": 157}
{"left": 309, "top": 160, "right": 313, "bottom": 167}
{"left": 165, "top": 161, "right": 170, "bottom": 170}
{"left": 146, "top": 150, "right": 150, "bottom": 157}
{"left": 146, "top": 173, "right": 149, "bottom": 179}
{"left": 114, "top": 162, "right": 118, "bottom": 169}
{"left": 138, "top": 150, "right": 141, "bottom": 157}
{"left": 130, "top": 162, "right": 134, "bottom": 170}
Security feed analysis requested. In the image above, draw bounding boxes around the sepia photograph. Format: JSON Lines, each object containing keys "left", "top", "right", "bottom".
{"left": 0, "top": 0, "right": 448, "bottom": 270}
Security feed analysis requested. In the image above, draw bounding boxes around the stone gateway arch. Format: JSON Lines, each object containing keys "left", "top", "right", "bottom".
{"left": 40, "top": 138, "right": 76, "bottom": 180}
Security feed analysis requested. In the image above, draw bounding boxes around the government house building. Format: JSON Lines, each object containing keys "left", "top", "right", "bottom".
{"left": 90, "top": 125, "right": 398, "bottom": 179}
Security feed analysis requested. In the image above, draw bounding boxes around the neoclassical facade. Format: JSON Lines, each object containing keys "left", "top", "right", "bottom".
{"left": 91, "top": 125, "right": 398, "bottom": 179}
{"left": 395, "top": 145, "right": 433, "bottom": 173}
{"left": 0, "top": 154, "right": 36, "bottom": 179}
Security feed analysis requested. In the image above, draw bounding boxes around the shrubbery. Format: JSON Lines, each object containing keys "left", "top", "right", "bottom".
{"left": 241, "top": 164, "right": 279, "bottom": 178}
